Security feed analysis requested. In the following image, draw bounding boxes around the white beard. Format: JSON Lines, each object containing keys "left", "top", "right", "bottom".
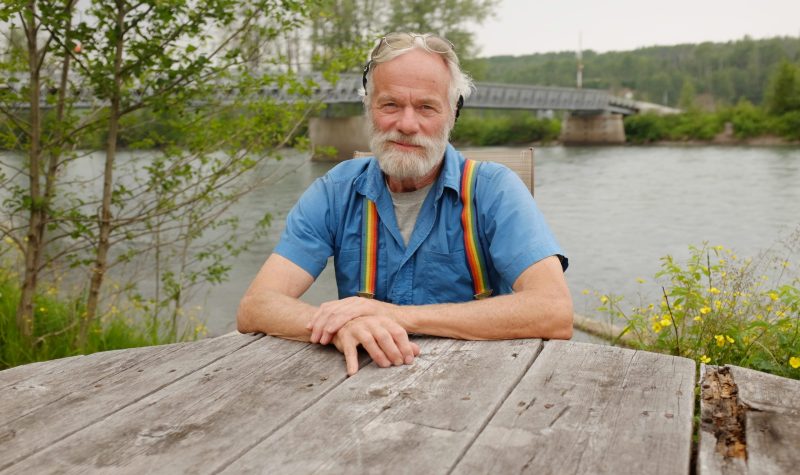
{"left": 367, "top": 119, "right": 450, "bottom": 179}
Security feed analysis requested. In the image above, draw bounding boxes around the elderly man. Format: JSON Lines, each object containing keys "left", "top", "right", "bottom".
{"left": 238, "top": 32, "right": 572, "bottom": 376}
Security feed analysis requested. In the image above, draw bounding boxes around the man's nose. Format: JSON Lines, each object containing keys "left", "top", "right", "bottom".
{"left": 395, "top": 106, "right": 420, "bottom": 135}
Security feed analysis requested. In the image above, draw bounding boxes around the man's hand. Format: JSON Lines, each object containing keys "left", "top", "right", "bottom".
{"left": 307, "top": 296, "right": 401, "bottom": 345}
{"left": 331, "top": 316, "right": 421, "bottom": 376}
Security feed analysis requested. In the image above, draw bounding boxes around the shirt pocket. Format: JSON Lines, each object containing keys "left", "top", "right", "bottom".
{"left": 334, "top": 248, "right": 360, "bottom": 299}
{"left": 334, "top": 247, "right": 387, "bottom": 299}
{"left": 419, "top": 249, "right": 474, "bottom": 304}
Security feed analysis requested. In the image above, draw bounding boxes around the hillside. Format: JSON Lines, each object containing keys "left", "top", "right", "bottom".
{"left": 471, "top": 36, "right": 800, "bottom": 109}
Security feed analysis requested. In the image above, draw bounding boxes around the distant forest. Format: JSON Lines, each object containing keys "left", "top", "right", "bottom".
{"left": 469, "top": 36, "right": 800, "bottom": 109}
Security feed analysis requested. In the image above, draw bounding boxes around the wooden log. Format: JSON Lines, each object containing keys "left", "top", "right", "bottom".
{"left": 453, "top": 340, "right": 696, "bottom": 475}
{"left": 0, "top": 333, "right": 261, "bottom": 471}
{"left": 220, "top": 338, "right": 543, "bottom": 474}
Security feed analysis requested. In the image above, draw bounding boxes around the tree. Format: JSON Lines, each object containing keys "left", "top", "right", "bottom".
{"left": 1, "top": 0, "right": 322, "bottom": 345}
{"left": 678, "top": 77, "right": 696, "bottom": 110}
{"left": 384, "top": 0, "right": 499, "bottom": 60}
{"left": 765, "top": 61, "right": 800, "bottom": 115}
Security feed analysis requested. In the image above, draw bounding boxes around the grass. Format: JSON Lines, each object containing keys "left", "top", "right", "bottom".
{"left": 0, "top": 265, "right": 198, "bottom": 370}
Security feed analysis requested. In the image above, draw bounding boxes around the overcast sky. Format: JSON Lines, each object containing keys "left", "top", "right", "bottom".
{"left": 473, "top": 0, "right": 800, "bottom": 57}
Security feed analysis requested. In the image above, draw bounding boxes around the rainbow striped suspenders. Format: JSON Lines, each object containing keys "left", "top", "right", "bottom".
{"left": 460, "top": 160, "right": 493, "bottom": 299}
{"left": 357, "top": 199, "right": 379, "bottom": 299}
{"left": 358, "top": 159, "right": 493, "bottom": 300}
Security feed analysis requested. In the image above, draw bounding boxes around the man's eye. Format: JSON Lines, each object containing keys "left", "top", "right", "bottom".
{"left": 381, "top": 103, "right": 398, "bottom": 110}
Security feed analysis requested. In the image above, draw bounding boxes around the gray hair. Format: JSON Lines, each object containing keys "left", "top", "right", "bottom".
{"left": 361, "top": 33, "right": 475, "bottom": 118}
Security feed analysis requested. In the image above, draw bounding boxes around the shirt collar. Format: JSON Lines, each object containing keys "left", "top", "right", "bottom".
{"left": 356, "top": 143, "right": 464, "bottom": 200}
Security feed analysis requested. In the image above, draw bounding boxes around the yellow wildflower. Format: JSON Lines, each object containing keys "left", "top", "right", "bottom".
{"left": 652, "top": 321, "right": 663, "bottom": 333}
{"left": 660, "top": 317, "right": 672, "bottom": 327}
{"left": 715, "top": 335, "right": 725, "bottom": 347}
{"left": 700, "top": 306, "right": 711, "bottom": 314}
{"left": 693, "top": 316, "right": 703, "bottom": 322}
{"left": 636, "top": 278, "right": 646, "bottom": 284}
{"left": 782, "top": 261, "right": 790, "bottom": 269}
{"left": 708, "top": 287, "right": 721, "bottom": 295}
{"left": 38, "top": 306, "right": 46, "bottom": 313}
{"left": 581, "top": 289, "right": 590, "bottom": 295}
{"left": 768, "top": 292, "right": 779, "bottom": 301}
{"left": 700, "top": 355, "right": 711, "bottom": 364}
{"left": 648, "top": 303, "right": 655, "bottom": 310}
{"left": 725, "top": 335, "right": 735, "bottom": 344}
{"left": 715, "top": 300, "right": 722, "bottom": 310}
{"left": 600, "top": 295, "right": 609, "bottom": 304}
{"left": 790, "top": 357, "right": 800, "bottom": 369}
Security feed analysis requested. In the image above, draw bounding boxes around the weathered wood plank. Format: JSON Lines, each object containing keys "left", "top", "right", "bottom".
{"left": 220, "top": 338, "right": 544, "bottom": 474}
{"left": 0, "top": 346, "right": 161, "bottom": 390}
{"left": 733, "top": 365, "right": 800, "bottom": 475}
{"left": 698, "top": 365, "right": 800, "bottom": 475}
{"left": 2, "top": 336, "right": 367, "bottom": 474}
{"left": 453, "top": 340, "right": 696, "bottom": 475}
{"left": 728, "top": 365, "right": 800, "bottom": 414}
{"left": 0, "top": 333, "right": 262, "bottom": 471}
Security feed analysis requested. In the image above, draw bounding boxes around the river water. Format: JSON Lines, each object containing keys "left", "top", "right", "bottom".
{"left": 4, "top": 145, "right": 799, "bottom": 337}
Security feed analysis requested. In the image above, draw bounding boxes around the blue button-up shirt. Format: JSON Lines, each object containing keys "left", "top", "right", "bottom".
{"left": 275, "top": 144, "right": 567, "bottom": 304}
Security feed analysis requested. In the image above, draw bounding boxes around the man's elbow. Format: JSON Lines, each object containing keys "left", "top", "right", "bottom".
{"left": 548, "top": 297, "right": 574, "bottom": 340}
{"left": 236, "top": 295, "right": 258, "bottom": 334}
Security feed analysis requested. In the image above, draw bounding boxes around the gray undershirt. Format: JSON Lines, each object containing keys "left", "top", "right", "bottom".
{"left": 389, "top": 183, "right": 433, "bottom": 246}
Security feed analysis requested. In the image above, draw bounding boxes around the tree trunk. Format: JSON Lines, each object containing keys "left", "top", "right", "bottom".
{"left": 78, "top": 2, "right": 125, "bottom": 347}
{"left": 17, "top": 1, "right": 44, "bottom": 341}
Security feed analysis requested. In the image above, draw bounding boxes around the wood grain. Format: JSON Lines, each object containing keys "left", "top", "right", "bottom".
{"left": 2, "top": 335, "right": 363, "bottom": 474}
{"left": 0, "top": 333, "right": 261, "bottom": 471}
{"left": 220, "top": 337, "right": 543, "bottom": 474}
{"left": 453, "top": 340, "right": 696, "bottom": 475}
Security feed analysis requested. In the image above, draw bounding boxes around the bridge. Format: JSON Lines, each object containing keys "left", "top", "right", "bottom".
{"left": 2, "top": 73, "right": 640, "bottom": 154}
{"left": 315, "top": 73, "right": 638, "bottom": 114}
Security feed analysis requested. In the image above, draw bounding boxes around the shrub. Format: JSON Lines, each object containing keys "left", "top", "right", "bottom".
{"left": 623, "top": 113, "right": 668, "bottom": 143}
{"left": 596, "top": 237, "right": 800, "bottom": 379}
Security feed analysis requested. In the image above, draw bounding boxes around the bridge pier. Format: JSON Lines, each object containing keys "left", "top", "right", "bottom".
{"left": 309, "top": 116, "right": 370, "bottom": 161}
{"left": 560, "top": 113, "right": 626, "bottom": 145}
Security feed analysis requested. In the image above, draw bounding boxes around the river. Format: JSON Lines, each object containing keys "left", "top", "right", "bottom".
{"left": 3, "top": 145, "right": 800, "bottom": 339}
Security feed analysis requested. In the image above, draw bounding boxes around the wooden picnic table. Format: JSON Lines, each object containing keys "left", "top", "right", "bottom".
{"left": 0, "top": 333, "right": 797, "bottom": 474}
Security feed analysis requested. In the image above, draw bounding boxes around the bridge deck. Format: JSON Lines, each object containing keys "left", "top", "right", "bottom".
{"left": 1, "top": 334, "right": 796, "bottom": 473}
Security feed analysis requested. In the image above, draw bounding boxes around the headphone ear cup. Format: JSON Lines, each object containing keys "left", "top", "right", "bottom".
{"left": 362, "top": 61, "right": 373, "bottom": 93}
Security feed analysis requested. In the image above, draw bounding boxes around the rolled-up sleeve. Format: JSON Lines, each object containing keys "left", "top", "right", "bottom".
{"left": 477, "top": 164, "right": 567, "bottom": 286}
{"left": 274, "top": 177, "right": 335, "bottom": 278}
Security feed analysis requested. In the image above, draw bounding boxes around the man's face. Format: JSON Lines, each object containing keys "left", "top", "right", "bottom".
{"left": 367, "top": 48, "right": 453, "bottom": 180}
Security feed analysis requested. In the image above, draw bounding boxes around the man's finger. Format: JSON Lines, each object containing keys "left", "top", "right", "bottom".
{"left": 319, "top": 313, "right": 352, "bottom": 345}
{"left": 372, "top": 328, "right": 404, "bottom": 366}
{"left": 391, "top": 328, "right": 416, "bottom": 365}
{"left": 358, "top": 334, "right": 392, "bottom": 368}
{"left": 343, "top": 338, "right": 359, "bottom": 376}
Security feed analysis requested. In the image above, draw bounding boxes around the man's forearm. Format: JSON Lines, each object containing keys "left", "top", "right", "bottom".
{"left": 237, "top": 289, "right": 317, "bottom": 342}
{"left": 399, "top": 289, "right": 573, "bottom": 341}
